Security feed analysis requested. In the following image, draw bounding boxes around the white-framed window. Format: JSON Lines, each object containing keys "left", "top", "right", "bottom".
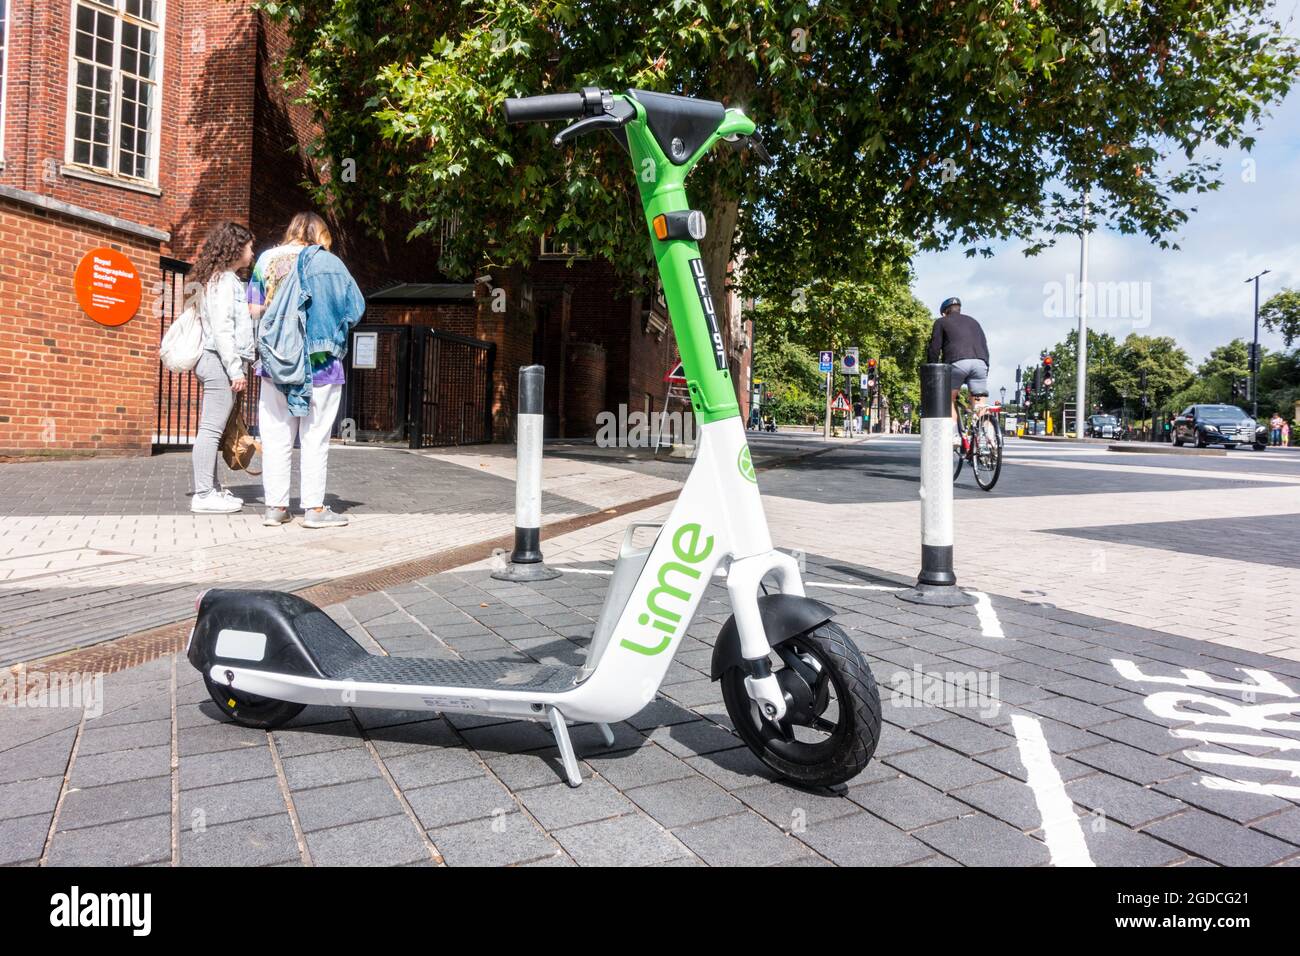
{"left": 65, "top": 0, "right": 164, "bottom": 183}
{"left": 539, "top": 231, "right": 586, "bottom": 257}
{"left": 1, "top": 0, "right": 10, "bottom": 159}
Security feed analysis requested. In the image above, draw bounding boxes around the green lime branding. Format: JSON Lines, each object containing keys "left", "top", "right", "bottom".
{"left": 737, "top": 445, "right": 756, "bottom": 483}
{"left": 620, "top": 522, "right": 714, "bottom": 656}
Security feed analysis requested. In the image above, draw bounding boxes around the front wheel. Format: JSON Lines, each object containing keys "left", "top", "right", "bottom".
{"left": 204, "top": 674, "right": 305, "bottom": 729}
{"left": 972, "top": 414, "right": 1002, "bottom": 491}
{"left": 720, "top": 622, "right": 881, "bottom": 788}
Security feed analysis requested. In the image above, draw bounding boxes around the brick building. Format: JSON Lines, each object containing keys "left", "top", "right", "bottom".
{"left": 0, "top": 1, "right": 750, "bottom": 457}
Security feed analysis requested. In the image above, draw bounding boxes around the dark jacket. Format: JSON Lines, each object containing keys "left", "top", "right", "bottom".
{"left": 927, "top": 312, "right": 989, "bottom": 365}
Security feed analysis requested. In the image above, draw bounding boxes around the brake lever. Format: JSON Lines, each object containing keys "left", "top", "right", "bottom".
{"left": 552, "top": 100, "right": 636, "bottom": 148}
{"left": 748, "top": 134, "right": 772, "bottom": 166}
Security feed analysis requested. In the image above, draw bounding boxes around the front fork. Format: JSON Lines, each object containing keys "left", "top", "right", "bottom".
{"left": 726, "top": 549, "right": 805, "bottom": 721}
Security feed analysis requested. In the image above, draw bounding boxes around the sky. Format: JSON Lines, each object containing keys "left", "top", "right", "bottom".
{"left": 912, "top": 7, "right": 1300, "bottom": 402}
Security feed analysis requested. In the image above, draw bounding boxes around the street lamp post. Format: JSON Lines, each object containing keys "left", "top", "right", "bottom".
{"left": 1076, "top": 190, "right": 1090, "bottom": 442}
{"left": 1245, "top": 269, "right": 1270, "bottom": 419}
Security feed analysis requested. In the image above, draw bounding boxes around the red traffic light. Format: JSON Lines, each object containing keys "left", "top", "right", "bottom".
{"left": 867, "top": 358, "right": 877, "bottom": 369}
{"left": 1043, "top": 355, "right": 1053, "bottom": 366}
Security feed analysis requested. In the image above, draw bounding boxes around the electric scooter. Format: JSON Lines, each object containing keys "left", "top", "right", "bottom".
{"left": 189, "top": 87, "right": 882, "bottom": 788}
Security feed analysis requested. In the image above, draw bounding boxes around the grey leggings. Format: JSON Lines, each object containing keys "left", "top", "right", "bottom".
{"left": 192, "top": 350, "right": 235, "bottom": 495}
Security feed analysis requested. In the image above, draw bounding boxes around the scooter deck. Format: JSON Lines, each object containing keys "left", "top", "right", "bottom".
{"left": 335, "top": 654, "right": 579, "bottom": 692}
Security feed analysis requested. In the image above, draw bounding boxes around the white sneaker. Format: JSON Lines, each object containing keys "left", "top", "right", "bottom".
{"left": 218, "top": 488, "right": 244, "bottom": 507}
{"left": 191, "top": 490, "right": 242, "bottom": 514}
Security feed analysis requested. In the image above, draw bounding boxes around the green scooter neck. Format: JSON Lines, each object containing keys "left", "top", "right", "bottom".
{"left": 618, "top": 92, "right": 756, "bottom": 425}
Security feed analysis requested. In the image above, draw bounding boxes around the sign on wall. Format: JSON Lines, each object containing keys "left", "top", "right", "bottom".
{"left": 352, "top": 332, "right": 378, "bottom": 369}
{"left": 74, "top": 248, "right": 142, "bottom": 327}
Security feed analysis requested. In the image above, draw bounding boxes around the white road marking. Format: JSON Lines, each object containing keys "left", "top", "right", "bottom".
{"left": 556, "top": 568, "right": 612, "bottom": 575}
{"left": 968, "top": 590, "right": 1005, "bottom": 638}
{"left": 1011, "top": 714, "right": 1095, "bottom": 867}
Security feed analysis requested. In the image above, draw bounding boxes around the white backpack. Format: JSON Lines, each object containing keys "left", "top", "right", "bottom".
{"left": 159, "top": 303, "right": 203, "bottom": 373}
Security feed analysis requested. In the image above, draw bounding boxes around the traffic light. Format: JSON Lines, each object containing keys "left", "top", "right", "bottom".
{"left": 1033, "top": 366, "right": 1044, "bottom": 391}
{"left": 1138, "top": 368, "right": 1148, "bottom": 391}
{"left": 1042, "top": 354, "right": 1054, "bottom": 389}
{"left": 866, "top": 357, "right": 878, "bottom": 390}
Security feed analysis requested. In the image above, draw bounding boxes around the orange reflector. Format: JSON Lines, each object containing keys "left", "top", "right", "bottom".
{"left": 652, "top": 215, "right": 668, "bottom": 240}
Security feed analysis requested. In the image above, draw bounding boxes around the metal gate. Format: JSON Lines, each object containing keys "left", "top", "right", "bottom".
{"left": 155, "top": 257, "right": 260, "bottom": 448}
{"left": 339, "top": 325, "right": 412, "bottom": 442}
{"left": 409, "top": 329, "right": 495, "bottom": 448}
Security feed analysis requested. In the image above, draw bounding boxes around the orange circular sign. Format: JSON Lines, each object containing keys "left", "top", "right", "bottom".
{"left": 74, "top": 247, "right": 143, "bottom": 326}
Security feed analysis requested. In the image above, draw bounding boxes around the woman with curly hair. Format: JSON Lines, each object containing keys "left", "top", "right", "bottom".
{"left": 189, "top": 221, "right": 255, "bottom": 514}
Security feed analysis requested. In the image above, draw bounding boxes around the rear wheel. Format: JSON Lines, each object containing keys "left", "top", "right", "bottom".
{"left": 203, "top": 674, "right": 305, "bottom": 729}
{"left": 721, "top": 622, "right": 881, "bottom": 788}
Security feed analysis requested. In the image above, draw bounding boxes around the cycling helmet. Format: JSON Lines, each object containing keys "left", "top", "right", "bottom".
{"left": 939, "top": 296, "right": 962, "bottom": 315}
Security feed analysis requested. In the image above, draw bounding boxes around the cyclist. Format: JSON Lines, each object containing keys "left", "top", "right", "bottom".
{"left": 927, "top": 296, "right": 990, "bottom": 447}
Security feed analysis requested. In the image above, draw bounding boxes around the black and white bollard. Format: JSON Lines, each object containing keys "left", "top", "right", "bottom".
{"left": 898, "top": 363, "right": 975, "bottom": 607}
{"left": 493, "top": 365, "right": 561, "bottom": 582}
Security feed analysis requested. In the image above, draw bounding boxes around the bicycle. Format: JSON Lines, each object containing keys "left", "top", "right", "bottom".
{"left": 952, "top": 392, "right": 1003, "bottom": 490}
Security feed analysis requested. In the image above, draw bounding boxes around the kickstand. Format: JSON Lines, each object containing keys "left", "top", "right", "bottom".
{"left": 547, "top": 706, "right": 583, "bottom": 788}
{"left": 595, "top": 722, "right": 616, "bottom": 748}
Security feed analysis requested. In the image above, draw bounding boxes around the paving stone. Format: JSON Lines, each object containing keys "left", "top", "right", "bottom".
{"left": 457, "top": 719, "right": 557, "bottom": 755}
{"left": 292, "top": 777, "right": 404, "bottom": 832}
{"left": 884, "top": 746, "right": 1005, "bottom": 792}
{"left": 1251, "top": 809, "right": 1300, "bottom": 846}
{"left": 404, "top": 775, "right": 516, "bottom": 830}
{"left": 553, "top": 812, "right": 690, "bottom": 866}
{"left": 483, "top": 749, "right": 593, "bottom": 790}
{"left": 848, "top": 775, "right": 967, "bottom": 831}
{"left": 796, "top": 810, "right": 936, "bottom": 866}
{"left": 914, "top": 813, "right": 1051, "bottom": 866}
{"left": 70, "top": 744, "right": 171, "bottom": 788}
{"left": 179, "top": 721, "right": 268, "bottom": 756}
{"left": 913, "top": 716, "right": 1013, "bottom": 755}
{"left": 735, "top": 781, "right": 861, "bottom": 831}
{"left": 1070, "top": 742, "right": 1195, "bottom": 786}
{"left": 180, "top": 745, "right": 277, "bottom": 790}
{"left": 366, "top": 718, "right": 461, "bottom": 756}
{"left": 180, "top": 813, "right": 301, "bottom": 866}
{"left": 517, "top": 777, "right": 637, "bottom": 831}
{"left": 380, "top": 747, "right": 486, "bottom": 789}
{"left": 0, "top": 812, "right": 51, "bottom": 865}
{"left": 1152, "top": 774, "right": 1292, "bottom": 824}
{"left": 272, "top": 721, "right": 364, "bottom": 757}
{"left": 1144, "top": 809, "right": 1297, "bottom": 866}
{"left": 1081, "top": 821, "right": 1190, "bottom": 866}
{"left": 643, "top": 719, "right": 743, "bottom": 758}
{"left": 77, "top": 717, "right": 171, "bottom": 755}
{"left": 685, "top": 748, "right": 782, "bottom": 790}
{"left": 1088, "top": 717, "right": 1188, "bottom": 756}
{"left": 1023, "top": 695, "right": 1126, "bottom": 729}
{"left": 588, "top": 743, "right": 696, "bottom": 789}
{"left": 951, "top": 776, "right": 1047, "bottom": 831}
{"left": 625, "top": 776, "right": 744, "bottom": 828}
{"left": 181, "top": 776, "right": 288, "bottom": 828}
{"left": 0, "top": 775, "right": 63, "bottom": 820}
{"left": 58, "top": 775, "right": 170, "bottom": 830}
{"left": 281, "top": 748, "right": 383, "bottom": 791}
{"left": 0, "top": 728, "right": 78, "bottom": 785}
{"left": 1065, "top": 774, "right": 1185, "bottom": 828}
{"left": 306, "top": 814, "right": 430, "bottom": 866}
{"left": 429, "top": 813, "right": 561, "bottom": 866}
{"left": 673, "top": 811, "right": 811, "bottom": 866}
{"left": 48, "top": 813, "right": 172, "bottom": 866}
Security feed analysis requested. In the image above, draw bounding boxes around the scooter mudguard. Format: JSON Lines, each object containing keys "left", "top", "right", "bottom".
{"left": 189, "top": 589, "right": 363, "bottom": 680}
{"left": 709, "top": 593, "right": 834, "bottom": 679}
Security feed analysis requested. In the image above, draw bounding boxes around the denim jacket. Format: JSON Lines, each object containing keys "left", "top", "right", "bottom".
{"left": 257, "top": 246, "right": 365, "bottom": 416}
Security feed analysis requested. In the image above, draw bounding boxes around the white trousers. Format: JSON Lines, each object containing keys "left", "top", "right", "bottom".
{"left": 259, "top": 382, "right": 341, "bottom": 509}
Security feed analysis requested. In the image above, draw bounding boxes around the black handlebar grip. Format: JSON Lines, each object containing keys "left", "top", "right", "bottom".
{"left": 503, "top": 93, "right": 586, "bottom": 124}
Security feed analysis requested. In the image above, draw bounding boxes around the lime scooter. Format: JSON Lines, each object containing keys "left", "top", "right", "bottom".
{"left": 189, "top": 88, "right": 881, "bottom": 788}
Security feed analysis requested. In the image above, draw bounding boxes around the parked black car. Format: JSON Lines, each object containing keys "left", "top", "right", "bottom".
{"left": 1172, "top": 404, "right": 1267, "bottom": 450}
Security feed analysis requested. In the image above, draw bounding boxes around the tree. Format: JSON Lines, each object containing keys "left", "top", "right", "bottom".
{"left": 255, "top": 0, "right": 1298, "bottom": 314}
{"left": 1261, "top": 289, "right": 1300, "bottom": 347}
{"left": 750, "top": 262, "right": 932, "bottom": 421}
{"left": 1168, "top": 339, "right": 1250, "bottom": 409}
{"left": 1110, "top": 333, "right": 1193, "bottom": 415}
{"left": 751, "top": 336, "right": 822, "bottom": 424}
{"left": 1039, "top": 328, "right": 1120, "bottom": 412}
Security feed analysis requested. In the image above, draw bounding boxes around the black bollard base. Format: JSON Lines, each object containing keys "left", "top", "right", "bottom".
{"left": 492, "top": 560, "right": 562, "bottom": 582}
{"left": 897, "top": 581, "right": 976, "bottom": 607}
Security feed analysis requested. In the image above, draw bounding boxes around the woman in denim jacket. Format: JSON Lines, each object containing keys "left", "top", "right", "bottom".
{"left": 248, "top": 212, "right": 365, "bottom": 529}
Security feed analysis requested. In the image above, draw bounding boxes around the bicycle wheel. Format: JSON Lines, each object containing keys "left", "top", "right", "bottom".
{"left": 972, "top": 412, "right": 1002, "bottom": 490}
{"left": 952, "top": 406, "right": 965, "bottom": 480}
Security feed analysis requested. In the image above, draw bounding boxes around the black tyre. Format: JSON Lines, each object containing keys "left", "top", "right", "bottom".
{"left": 953, "top": 443, "right": 964, "bottom": 481}
{"left": 972, "top": 414, "right": 1002, "bottom": 491}
{"left": 203, "top": 674, "right": 305, "bottom": 729}
{"left": 1173, "top": 435, "right": 1184, "bottom": 447}
{"left": 1195, "top": 433, "right": 1208, "bottom": 448}
{"left": 721, "top": 622, "right": 881, "bottom": 788}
